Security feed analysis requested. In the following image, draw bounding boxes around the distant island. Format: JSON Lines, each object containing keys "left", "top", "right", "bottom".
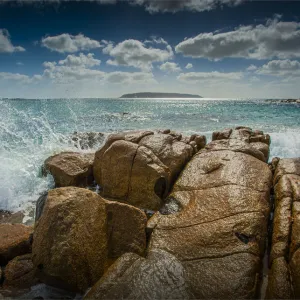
{"left": 120, "top": 92, "right": 202, "bottom": 98}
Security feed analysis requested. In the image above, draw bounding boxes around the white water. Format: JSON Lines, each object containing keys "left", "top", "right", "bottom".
{"left": 1, "top": 98, "right": 300, "bottom": 217}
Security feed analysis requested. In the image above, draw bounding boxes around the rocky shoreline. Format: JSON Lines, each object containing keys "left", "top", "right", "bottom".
{"left": 0, "top": 127, "right": 299, "bottom": 299}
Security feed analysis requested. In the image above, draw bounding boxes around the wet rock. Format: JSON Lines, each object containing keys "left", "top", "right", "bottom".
{"left": 32, "top": 187, "right": 146, "bottom": 292}
{"left": 84, "top": 249, "right": 192, "bottom": 300}
{"left": 1, "top": 254, "right": 39, "bottom": 296}
{"left": 0, "top": 224, "right": 33, "bottom": 265}
{"left": 44, "top": 152, "right": 94, "bottom": 187}
{"left": 0, "top": 210, "right": 24, "bottom": 224}
{"left": 35, "top": 192, "right": 48, "bottom": 222}
{"left": 93, "top": 130, "right": 206, "bottom": 210}
{"left": 267, "top": 158, "right": 300, "bottom": 298}
{"left": 70, "top": 132, "right": 105, "bottom": 150}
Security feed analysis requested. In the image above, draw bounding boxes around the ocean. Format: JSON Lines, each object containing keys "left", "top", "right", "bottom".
{"left": 1, "top": 98, "right": 300, "bottom": 218}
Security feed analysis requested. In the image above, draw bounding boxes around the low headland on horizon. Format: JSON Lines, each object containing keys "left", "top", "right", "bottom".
{"left": 120, "top": 92, "right": 202, "bottom": 98}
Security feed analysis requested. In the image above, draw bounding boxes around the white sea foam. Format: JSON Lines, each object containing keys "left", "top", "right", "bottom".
{"left": 0, "top": 99, "right": 299, "bottom": 220}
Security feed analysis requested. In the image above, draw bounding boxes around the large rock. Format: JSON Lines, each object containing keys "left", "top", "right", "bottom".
{"left": 44, "top": 151, "right": 95, "bottom": 187}
{"left": 266, "top": 158, "right": 300, "bottom": 299}
{"left": 0, "top": 210, "right": 24, "bottom": 224}
{"left": 87, "top": 127, "right": 272, "bottom": 299}
{"left": 85, "top": 249, "right": 192, "bottom": 300}
{"left": 1, "top": 254, "right": 39, "bottom": 297}
{"left": 32, "top": 187, "right": 147, "bottom": 292}
{"left": 0, "top": 224, "right": 33, "bottom": 265}
{"left": 93, "top": 130, "right": 206, "bottom": 210}
{"left": 211, "top": 126, "right": 271, "bottom": 162}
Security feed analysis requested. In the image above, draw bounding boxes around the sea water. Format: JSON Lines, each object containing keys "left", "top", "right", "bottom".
{"left": 1, "top": 98, "right": 300, "bottom": 215}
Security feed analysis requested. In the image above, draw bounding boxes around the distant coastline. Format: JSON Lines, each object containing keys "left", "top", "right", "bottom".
{"left": 120, "top": 92, "right": 202, "bottom": 98}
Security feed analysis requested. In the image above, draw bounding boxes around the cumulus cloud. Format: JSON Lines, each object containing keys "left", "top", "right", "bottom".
{"left": 42, "top": 33, "right": 101, "bottom": 53}
{"left": 131, "top": 0, "right": 243, "bottom": 13}
{"left": 58, "top": 53, "right": 101, "bottom": 67}
{"left": 42, "top": 53, "right": 155, "bottom": 84}
{"left": 256, "top": 59, "right": 300, "bottom": 77}
{"left": 0, "top": 29, "right": 25, "bottom": 53}
{"left": 0, "top": 72, "right": 41, "bottom": 83}
{"left": 177, "top": 71, "right": 243, "bottom": 83}
{"left": 246, "top": 64, "right": 257, "bottom": 71}
{"left": 0, "top": 0, "right": 244, "bottom": 13}
{"left": 104, "top": 39, "right": 174, "bottom": 70}
{"left": 185, "top": 63, "right": 193, "bottom": 69}
{"left": 175, "top": 17, "right": 300, "bottom": 60}
{"left": 159, "top": 62, "right": 181, "bottom": 73}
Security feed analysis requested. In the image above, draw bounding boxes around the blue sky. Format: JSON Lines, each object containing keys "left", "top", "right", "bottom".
{"left": 0, "top": 0, "right": 300, "bottom": 98}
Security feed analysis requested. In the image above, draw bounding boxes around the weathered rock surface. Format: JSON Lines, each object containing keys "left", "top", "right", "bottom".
{"left": 0, "top": 210, "right": 24, "bottom": 224}
{"left": 85, "top": 250, "right": 192, "bottom": 300}
{"left": 1, "top": 254, "right": 39, "bottom": 296}
{"left": 87, "top": 127, "right": 272, "bottom": 299}
{"left": 266, "top": 158, "right": 300, "bottom": 299}
{"left": 211, "top": 126, "right": 271, "bottom": 162}
{"left": 44, "top": 151, "right": 95, "bottom": 187}
{"left": 93, "top": 130, "right": 206, "bottom": 210}
{"left": 32, "top": 187, "right": 146, "bottom": 292}
{"left": 0, "top": 224, "right": 33, "bottom": 265}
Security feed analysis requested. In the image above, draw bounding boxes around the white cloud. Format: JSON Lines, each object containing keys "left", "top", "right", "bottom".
{"left": 159, "top": 62, "right": 181, "bottom": 73}
{"left": 246, "top": 64, "right": 257, "bottom": 71}
{"left": 0, "top": 29, "right": 25, "bottom": 53}
{"left": 106, "top": 71, "right": 156, "bottom": 84}
{"left": 0, "top": 72, "right": 41, "bottom": 83}
{"left": 256, "top": 59, "right": 300, "bottom": 77}
{"left": 0, "top": 0, "right": 243, "bottom": 13}
{"left": 103, "top": 39, "right": 174, "bottom": 71}
{"left": 42, "top": 53, "right": 155, "bottom": 85}
{"left": 185, "top": 63, "right": 193, "bottom": 69}
{"left": 129, "top": 0, "right": 243, "bottom": 13}
{"left": 177, "top": 71, "right": 243, "bottom": 83}
{"left": 175, "top": 17, "right": 300, "bottom": 60}
{"left": 58, "top": 53, "right": 101, "bottom": 67}
{"left": 41, "top": 33, "right": 101, "bottom": 53}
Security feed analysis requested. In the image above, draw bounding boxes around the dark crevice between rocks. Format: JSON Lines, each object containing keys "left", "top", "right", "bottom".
{"left": 259, "top": 188, "right": 275, "bottom": 299}
{"left": 154, "top": 177, "right": 167, "bottom": 199}
{"left": 235, "top": 232, "right": 251, "bottom": 244}
{"left": 126, "top": 146, "right": 139, "bottom": 201}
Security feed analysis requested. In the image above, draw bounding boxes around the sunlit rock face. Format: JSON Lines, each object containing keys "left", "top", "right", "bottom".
{"left": 87, "top": 127, "right": 272, "bottom": 299}
{"left": 32, "top": 187, "right": 147, "bottom": 293}
{"left": 266, "top": 158, "right": 300, "bottom": 299}
{"left": 93, "top": 130, "right": 206, "bottom": 211}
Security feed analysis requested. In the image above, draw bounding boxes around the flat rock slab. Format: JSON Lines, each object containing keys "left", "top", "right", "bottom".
{"left": 0, "top": 224, "right": 33, "bottom": 265}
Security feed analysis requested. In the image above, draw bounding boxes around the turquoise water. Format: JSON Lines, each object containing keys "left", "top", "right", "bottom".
{"left": 1, "top": 98, "right": 300, "bottom": 214}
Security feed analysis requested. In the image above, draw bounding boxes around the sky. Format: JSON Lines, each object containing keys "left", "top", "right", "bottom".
{"left": 0, "top": 0, "right": 300, "bottom": 98}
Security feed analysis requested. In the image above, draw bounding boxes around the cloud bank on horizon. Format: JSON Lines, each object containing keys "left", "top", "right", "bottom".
{"left": 0, "top": 0, "right": 300, "bottom": 98}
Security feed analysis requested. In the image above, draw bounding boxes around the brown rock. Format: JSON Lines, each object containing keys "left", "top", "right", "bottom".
{"left": 267, "top": 158, "right": 300, "bottom": 298}
{"left": 85, "top": 250, "right": 192, "bottom": 300}
{"left": 212, "top": 128, "right": 232, "bottom": 140}
{"left": 3, "top": 254, "right": 39, "bottom": 291}
{"left": 0, "top": 224, "right": 33, "bottom": 265}
{"left": 147, "top": 128, "right": 272, "bottom": 299}
{"left": 44, "top": 151, "right": 94, "bottom": 187}
{"left": 94, "top": 130, "right": 206, "bottom": 210}
{"left": 0, "top": 210, "right": 24, "bottom": 224}
{"left": 32, "top": 187, "right": 146, "bottom": 292}
{"left": 266, "top": 257, "right": 293, "bottom": 299}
